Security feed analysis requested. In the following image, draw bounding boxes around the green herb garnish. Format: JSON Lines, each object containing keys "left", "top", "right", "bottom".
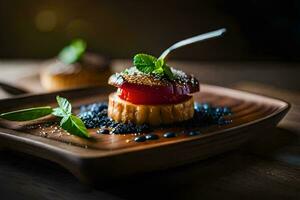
{"left": 133, "top": 54, "right": 174, "bottom": 80}
{"left": 0, "top": 106, "right": 53, "bottom": 121}
{"left": 52, "top": 96, "right": 89, "bottom": 138}
{"left": 58, "top": 39, "right": 87, "bottom": 64}
{"left": 0, "top": 96, "right": 89, "bottom": 138}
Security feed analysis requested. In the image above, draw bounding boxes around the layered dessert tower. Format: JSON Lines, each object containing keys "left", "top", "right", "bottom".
{"left": 108, "top": 65, "right": 199, "bottom": 126}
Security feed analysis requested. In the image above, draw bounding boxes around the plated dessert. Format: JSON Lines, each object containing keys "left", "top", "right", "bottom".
{"left": 77, "top": 53, "right": 231, "bottom": 136}
{"left": 108, "top": 56, "right": 199, "bottom": 126}
{"left": 40, "top": 39, "right": 111, "bottom": 91}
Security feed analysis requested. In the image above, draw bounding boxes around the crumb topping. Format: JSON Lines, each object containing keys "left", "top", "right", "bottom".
{"left": 109, "top": 66, "right": 198, "bottom": 88}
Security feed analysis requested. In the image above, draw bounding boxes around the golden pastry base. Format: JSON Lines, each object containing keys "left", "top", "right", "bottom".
{"left": 108, "top": 92, "right": 194, "bottom": 126}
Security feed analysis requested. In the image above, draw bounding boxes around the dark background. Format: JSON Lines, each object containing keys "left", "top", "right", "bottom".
{"left": 0, "top": 0, "right": 300, "bottom": 61}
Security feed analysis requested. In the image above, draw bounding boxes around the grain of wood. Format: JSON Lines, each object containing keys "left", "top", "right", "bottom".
{"left": 0, "top": 61, "right": 299, "bottom": 200}
{"left": 0, "top": 84, "right": 289, "bottom": 184}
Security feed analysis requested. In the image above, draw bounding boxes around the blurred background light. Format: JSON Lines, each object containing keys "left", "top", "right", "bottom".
{"left": 35, "top": 10, "right": 57, "bottom": 32}
{"left": 0, "top": 0, "right": 299, "bottom": 61}
{"left": 66, "top": 19, "right": 92, "bottom": 38}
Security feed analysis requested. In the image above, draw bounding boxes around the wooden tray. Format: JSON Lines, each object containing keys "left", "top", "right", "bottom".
{"left": 0, "top": 84, "right": 290, "bottom": 184}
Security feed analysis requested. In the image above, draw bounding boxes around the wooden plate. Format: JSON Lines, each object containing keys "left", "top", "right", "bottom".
{"left": 0, "top": 84, "right": 290, "bottom": 184}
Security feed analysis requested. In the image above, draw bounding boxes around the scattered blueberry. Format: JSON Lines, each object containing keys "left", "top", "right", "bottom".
{"left": 134, "top": 135, "right": 146, "bottom": 142}
{"left": 163, "top": 132, "right": 177, "bottom": 138}
{"left": 145, "top": 133, "right": 159, "bottom": 140}
{"left": 78, "top": 103, "right": 150, "bottom": 134}
{"left": 135, "top": 124, "right": 151, "bottom": 133}
{"left": 214, "top": 107, "right": 222, "bottom": 113}
{"left": 80, "top": 102, "right": 107, "bottom": 114}
{"left": 222, "top": 107, "right": 231, "bottom": 115}
{"left": 202, "top": 103, "right": 210, "bottom": 110}
{"left": 194, "top": 102, "right": 202, "bottom": 111}
{"left": 110, "top": 123, "right": 151, "bottom": 134}
{"left": 187, "top": 130, "right": 201, "bottom": 136}
{"left": 217, "top": 117, "right": 231, "bottom": 125}
{"left": 78, "top": 102, "right": 232, "bottom": 135}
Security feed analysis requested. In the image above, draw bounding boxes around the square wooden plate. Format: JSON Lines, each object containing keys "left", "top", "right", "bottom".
{"left": 0, "top": 84, "right": 290, "bottom": 184}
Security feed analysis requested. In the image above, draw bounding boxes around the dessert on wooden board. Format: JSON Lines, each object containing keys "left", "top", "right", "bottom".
{"left": 0, "top": 29, "right": 291, "bottom": 183}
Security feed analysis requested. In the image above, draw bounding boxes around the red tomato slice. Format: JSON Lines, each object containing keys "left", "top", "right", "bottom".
{"left": 119, "top": 81, "right": 197, "bottom": 96}
{"left": 118, "top": 88, "right": 191, "bottom": 105}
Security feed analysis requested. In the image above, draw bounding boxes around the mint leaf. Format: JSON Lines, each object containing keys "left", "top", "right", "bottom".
{"left": 54, "top": 95, "right": 90, "bottom": 138}
{"left": 133, "top": 53, "right": 174, "bottom": 80}
{"left": 60, "top": 115, "right": 70, "bottom": 126}
{"left": 154, "top": 58, "right": 170, "bottom": 77}
{"left": 58, "top": 39, "right": 86, "bottom": 64}
{"left": 155, "top": 58, "right": 165, "bottom": 69}
{"left": 133, "top": 54, "right": 157, "bottom": 73}
{"left": 61, "top": 115, "right": 89, "bottom": 138}
{"left": 153, "top": 67, "right": 164, "bottom": 75}
{"left": 162, "top": 65, "right": 174, "bottom": 80}
{"left": 56, "top": 96, "right": 72, "bottom": 115}
{"left": 155, "top": 58, "right": 174, "bottom": 79}
{"left": 52, "top": 107, "right": 65, "bottom": 118}
{"left": 0, "top": 106, "right": 52, "bottom": 121}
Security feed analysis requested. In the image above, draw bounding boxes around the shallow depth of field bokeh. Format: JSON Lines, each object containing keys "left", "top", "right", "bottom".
{"left": 0, "top": 0, "right": 300, "bottom": 61}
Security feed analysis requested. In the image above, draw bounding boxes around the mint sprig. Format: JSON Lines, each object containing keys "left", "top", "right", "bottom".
{"left": 133, "top": 53, "right": 157, "bottom": 73}
{"left": 58, "top": 39, "right": 87, "bottom": 64}
{"left": 52, "top": 96, "right": 72, "bottom": 117}
{"left": 133, "top": 54, "right": 174, "bottom": 80}
{"left": 52, "top": 96, "right": 89, "bottom": 138}
{"left": 0, "top": 96, "right": 89, "bottom": 138}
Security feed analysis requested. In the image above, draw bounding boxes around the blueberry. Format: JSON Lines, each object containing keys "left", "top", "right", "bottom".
{"left": 87, "top": 103, "right": 107, "bottom": 113}
{"left": 136, "top": 124, "right": 151, "bottom": 133}
{"left": 112, "top": 124, "right": 127, "bottom": 134}
{"left": 203, "top": 109, "right": 209, "bottom": 114}
{"left": 134, "top": 135, "right": 146, "bottom": 142}
{"left": 222, "top": 107, "right": 231, "bottom": 115}
{"left": 194, "top": 102, "right": 202, "bottom": 111}
{"left": 214, "top": 107, "right": 222, "bottom": 113}
{"left": 202, "top": 103, "right": 210, "bottom": 110}
{"left": 218, "top": 117, "right": 231, "bottom": 125}
{"left": 163, "top": 132, "right": 177, "bottom": 138}
{"left": 211, "top": 114, "right": 221, "bottom": 123}
{"left": 145, "top": 134, "right": 159, "bottom": 140}
{"left": 187, "top": 130, "right": 201, "bottom": 136}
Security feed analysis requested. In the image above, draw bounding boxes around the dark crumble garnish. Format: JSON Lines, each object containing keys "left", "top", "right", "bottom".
{"left": 78, "top": 102, "right": 232, "bottom": 134}
{"left": 78, "top": 102, "right": 151, "bottom": 134}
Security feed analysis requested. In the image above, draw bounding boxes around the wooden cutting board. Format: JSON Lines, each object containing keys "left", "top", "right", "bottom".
{"left": 0, "top": 84, "right": 290, "bottom": 184}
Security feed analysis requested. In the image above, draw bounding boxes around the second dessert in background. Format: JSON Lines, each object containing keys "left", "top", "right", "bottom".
{"left": 40, "top": 39, "right": 111, "bottom": 91}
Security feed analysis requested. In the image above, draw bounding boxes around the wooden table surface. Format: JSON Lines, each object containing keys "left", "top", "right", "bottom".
{"left": 0, "top": 60, "right": 299, "bottom": 200}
